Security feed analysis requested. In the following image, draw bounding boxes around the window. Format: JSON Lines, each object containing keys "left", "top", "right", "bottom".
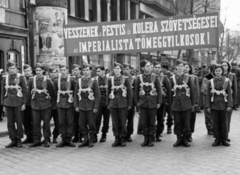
{"left": 0, "top": 0, "right": 9, "bottom": 8}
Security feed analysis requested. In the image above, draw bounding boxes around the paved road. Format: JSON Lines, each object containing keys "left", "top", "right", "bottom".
{"left": 0, "top": 110, "right": 240, "bottom": 175}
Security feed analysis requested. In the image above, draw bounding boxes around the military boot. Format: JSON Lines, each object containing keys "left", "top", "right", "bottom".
{"left": 173, "top": 136, "right": 182, "bottom": 147}
{"left": 44, "top": 138, "right": 50, "bottom": 148}
{"left": 99, "top": 133, "right": 107, "bottom": 143}
{"left": 52, "top": 137, "right": 58, "bottom": 144}
{"left": 71, "top": 136, "right": 79, "bottom": 143}
{"left": 5, "top": 139, "right": 17, "bottom": 148}
{"left": 56, "top": 140, "right": 66, "bottom": 148}
{"left": 141, "top": 136, "right": 149, "bottom": 147}
{"left": 148, "top": 136, "right": 154, "bottom": 147}
{"left": 155, "top": 134, "right": 161, "bottom": 142}
{"left": 22, "top": 137, "right": 32, "bottom": 144}
{"left": 182, "top": 136, "right": 190, "bottom": 147}
{"left": 126, "top": 135, "right": 133, "bottom": 142}
{"left": 79, "top": 133, "right": 83, "bottom": 143}
{"left": 120, "top": 137, "right": 126, "bottom": 147}
{"left": 16, "top": 139, "right": 22, "bottom": 148}
{"left": 78, "top": 135, "right": 89, "bottom": 148}
{"left": 112, "top": 136, "right": 120, "bottom": 147}
{"left": 221, "top": 139, "right": 230, "bottom": 147}
{"left": 29, "top": 140, "right": 41, "bottom": 147}
{"left": 212, "top": 139, "right": 221, "bottom": 147}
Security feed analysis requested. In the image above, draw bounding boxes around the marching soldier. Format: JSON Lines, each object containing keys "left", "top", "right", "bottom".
{"left": 123, "top": 63, "right": 135, "bottom": 142}
{"left": 94, "top": 65, "right": 110, "bottom": 143}
{"left": 222, "top": 61, "right": 237, "bottom": 142}
{"left": 74, "top": 64, "right": 100, "bottom": 148}
{"left": 161, "top": 62, "right": 174, "bottom": 134}
{"left": 206, "top": 65, "right": 233, "bottom": 146}
{"left": 22, "top": 65, "right": 34, "bottom": 144}
{"left": 49, "top": 67, "right": 59, "bottom": 143}
{"left": 1, "top": 61, "right": 27, "bottom": 148}
{"left": 153, "top": 62, "right": 171, "bottom": 142}
{"left": 71, "top": 64, "right": 83, "bottom": 143}
{"left": 54, "top": 65, "right": 75, "bottom": 147}
{"left": 201, "top": 64, "right": 216, "bottom": 135}
{"left": 28, "top": 63, "right": 56, "bottom": 148}
{"left": 135, "top": 60, "right": 162, "bottom": 147}
{"left": 108, "top": 62, "right": 132, "bottom": 147}
{"left": 184, "top": 63, "right": 199, "bottom": 142}
{"left": 170, "top": 61, "right": 194, "bottom": 147}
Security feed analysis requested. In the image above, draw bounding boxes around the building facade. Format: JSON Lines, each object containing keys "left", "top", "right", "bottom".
{"left": 0, "top": 0, "right": 29, "bottom": 71}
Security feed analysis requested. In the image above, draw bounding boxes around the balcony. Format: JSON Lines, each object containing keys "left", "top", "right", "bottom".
{"left": 140, "top": 0, "right": 174, "bottom": 16}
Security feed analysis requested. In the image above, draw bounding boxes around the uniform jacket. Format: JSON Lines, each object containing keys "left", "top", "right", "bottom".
{"left": 156, "top": 73, "right": 171, "bottom": 105}
{"left": 170, "top": 73, "right": 195, "bottom": 111}
{"left": 107, "top": 75, "right": 132, "bottom": 108}
{"left": 201, "top": 73, "right": 214, "bottom": 95}
{"left": 206, "top": 76, "right": 233, "bottom": 110}
{"left": 135, "top": 73, "right": 162, "bottom": 109}
{"left": 231, "top": 67, "right": 240, "bottom": 87}
{"left": 74, "top": 77, "right": 100, "bottom": 111}
{"left": 94, "top": 75, "right": 108, "bottom": 107}
{"left": 190, "top": 75, "right": 200, "bottom": 104}
{"left": 1, "top": 73, "right": 27, "bottom": 107}
{"left": 126, "top": 74, "right": 135, "bottom": 106}
{"left": 27, "top": 76, "right": 56, "bottom": 110}
{"left": 223, "top": 72, "right": 237, "bottom": 106}
{"left": 54, "top": 76, "right": 75, "bottom": 109}
{"left": 163, "top": 71, "right": 173, "bottom": 80}
{"left": 25, "top": 75, "right": 33, "bottom": 106}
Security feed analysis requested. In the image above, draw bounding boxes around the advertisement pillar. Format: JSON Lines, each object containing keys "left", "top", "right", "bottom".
{"left": 35, "top": 0, "right": 68, "bottom": 68}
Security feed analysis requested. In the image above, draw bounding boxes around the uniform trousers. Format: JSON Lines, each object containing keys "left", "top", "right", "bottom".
{"left": 22, "top": 105, "right": 33, "bottom": 139}
{"left": 110, "top": 108, "right": 128, "bottom": 138}
{"left": 140, "top": 108, "right": 157, "bottom": 137}
{"left": 126, "top": 106, "right": 135, "bottom": 136}
{"left": 79, "top": 110, "right": 96, "bottom": 139}
{"left": 226, "top": 110, "right": 232, "bottom": 133}
{"left": 164, "top": 105, "right": 173, "bottom": 128}
{"left": 211, "top": 109, "right": 228, "bottom": 140}
{"left": 32, "top": 108, "right": 51, "bottom": 142}
{"left": 95, "top": 106, "right": 110, "bottom": 135}
{"left": 51, "top": 109, "right": 59, "bottom": 138}
{"left": 58, "top": 107, "right": 74, "bottom": 140}
{"left": 203, "top": 95, "right": 213, "bottom": 131}
{"left": 156, "top": 104, "right": 166, "bottom": 135}
{"left": 190, "top": 110, "right": 196, "bottom": 133}
{"left": 173, "top": 109, "right": 191, "bottom": 137}
{"left": 73, "top": 111, "right": 80, "bottom": 138}
{"left": 5, "top": 106, "right": 23, "bottom": 140}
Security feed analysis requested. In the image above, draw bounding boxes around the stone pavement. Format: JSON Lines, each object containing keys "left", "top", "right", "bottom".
{"left": 0, "top": 110, "right": 240, "bottom": 175}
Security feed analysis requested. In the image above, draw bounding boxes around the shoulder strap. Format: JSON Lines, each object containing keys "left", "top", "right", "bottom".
{"left": 151, "top": 74, "right": 156, "bottom": 83}
{"left": 139, "top": 74, "right": 143, "bottom": 83}
{"left": 183, "top": 74, "right": 189, "bottom": 84}
{"left": 111, "top": 76, "right": 114, "bottom": 86}
{"left": 88, "top": 78, "right": 94, "bottom": 88}
{"left": 223, "top": 77, "right": 229, "bottom": 90}
{"left": 33, "top": 76, "right": 36, "bottom": 90}
{"left": 6, "top": 74, "right": 9, "bottom": 86}
{"left": 58, "top": 75, "right": 61, "bottom": 90}
{"left": 79, "top": 78, "right": 82, "bottom": 89}
{"left": 229, "top": 74, "right": 233, "bottom": 81}
{"left": 211, "top": 79, "right": 214, "bottom": 89}
{"left": 121, "top": 76, "right": 126, "bottom": 85}
{"left": 172, "top": 75, "right": 176, "bottom": 85}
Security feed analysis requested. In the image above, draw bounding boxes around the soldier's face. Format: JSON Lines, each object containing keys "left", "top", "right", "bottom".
{"left": 8, "top": 66, "right": 16, "bottom": 74}
{"left": 154, "top": 64, "right": 161, "bottom": 74}
{"left": 123, "top": 67, "right": 131, "bottom": 75}
{"left": 177, "top": 63, "right": 184, "bottom": 72}
{"left": 51, "top": 70, "right": 58, "bottom": 78}
{"left": 222, "top": 63, "right": 228, "bottom": 72}
{"left": 214, "top": 68, "right": 223, "bottom": 77}
{"left": 60, "top": 67, "right": 68, "bottom": 76}
{"left": 83, "top": 67, "right": 91, "bottom": 76}
{"left": 24, "top": 68, "right": 32, "bottom": 76}
{"left": 143, "top": 62, "right": 151, "bottom": 73}
{"left": 114, "top": 66, "right": 122, "bottom": 75}
{"left": 96, "top": 68, "right": 104, "bottom": 76}
{"left": 36, "top": 67, "right": 43, "bottom": 76}
{"left": 73, "top": 67, "right": 80, "bottom": 76}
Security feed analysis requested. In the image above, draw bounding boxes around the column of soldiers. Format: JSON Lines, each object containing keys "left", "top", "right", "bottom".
{"left": 1, "top": 58, "right": 238, "bottom": 149}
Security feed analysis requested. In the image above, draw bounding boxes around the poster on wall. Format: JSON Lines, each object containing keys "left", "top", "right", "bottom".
{"left": 35, "top": 6, "right": 67, "bottom": 67}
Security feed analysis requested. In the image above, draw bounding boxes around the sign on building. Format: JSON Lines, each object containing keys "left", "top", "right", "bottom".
{"left": 63, "top": 12, "right": 219, "bottom": 56}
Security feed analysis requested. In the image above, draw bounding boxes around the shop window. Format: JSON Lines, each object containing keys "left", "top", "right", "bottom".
{"left": 67, "top": 0, "right": 70, "bottom": 14}
{"left": 7, "top": 50, "right": 19, "bottom": 64}
{"left": 0, "top": 0, "right": 9, "bottom": 8}
{"left": 75, "top": 0, "right": 85, "bottom": 18}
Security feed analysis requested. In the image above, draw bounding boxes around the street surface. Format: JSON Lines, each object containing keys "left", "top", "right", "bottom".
{"left": 0, "top": 110, "right": 240, "bottom": 175}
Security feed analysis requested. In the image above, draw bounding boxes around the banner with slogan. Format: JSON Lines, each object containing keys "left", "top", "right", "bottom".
{"left": 63, "top": 12, "right": 219, "bottom": 56}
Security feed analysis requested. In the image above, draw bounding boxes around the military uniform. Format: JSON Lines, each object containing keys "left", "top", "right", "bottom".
{"left": 135, "top": 73, "right": 162, "bottom": 147}
{"left": 94, "top": 75, "right": 110, "bottom": 142}
{"left": 74, "top": 76, "right": 100, "bottom": 147}
{"left": 22, "top": 74, "right": 34, "bottom": 143}
{"left": 54, "top": 74, "right": 75, "bottom": 147}
{"left": 108, "top": 75, "right": 132, "bottom": 147}
{"left": 50, "top": 77, "right": 59, "bottom": 142}
{"left": 1, "top": 72, "right": 27, "bottom": 148}
{"left": 163, "top": 71, "right": 174, "bottom": 132}
{"left": 126, "top": 74, "right": 135, "bottom": 141}
{"left": 72, "top": 74, "right": 82, "bottom": 142}
{"left": 223, "top": 71, "right": 237, "bottom": 138}
{"left": 156, "top": 73, "right": 171, "bottom": 140}
{"left": 170, "top": 73, "right": 194, "bottom": 147}
{"left": 231, "top": 66, "right": 240, "bottom": 106}
{"left": 27, "top": 75, "right": 56, "bottom": 147}
{"left": 206, "top": 76, "right": 233, "bottom": 146}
